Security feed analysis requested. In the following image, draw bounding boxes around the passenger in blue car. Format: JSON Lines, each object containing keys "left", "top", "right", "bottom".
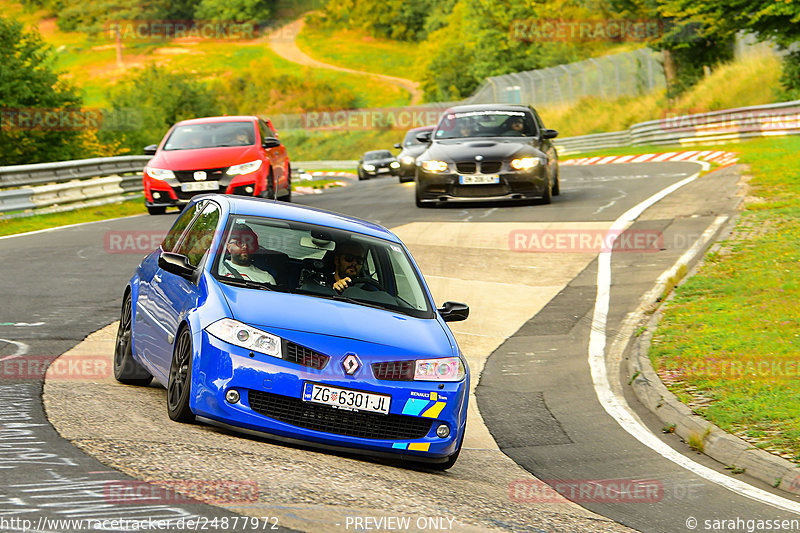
{"left": 219, "top": 224, "right": 276, "bottom": 284}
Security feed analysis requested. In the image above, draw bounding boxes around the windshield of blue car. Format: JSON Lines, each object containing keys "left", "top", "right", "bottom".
{"left": 163, "top": 122, "right": 255, "bottom": 150}
{"left": 211, "top": 216, "right": 434, "bottom": 318}
{"left": 435, "top": 111, "right": 536, "bottom": 139}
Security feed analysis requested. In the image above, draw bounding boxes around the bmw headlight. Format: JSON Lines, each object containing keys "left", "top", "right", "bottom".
{"left": 362, "top": 164, "right": 376, "bottom": 171}
{"left": 206, "top": 318, "right": 282, "bottom": 358}
{"left": 146, "top": 167, "right": 175, "bottom": 180}
{"left": 390, "top": 161, "right": 400, "bottom": 169}
{"left": 401, "top": 155, "right": 415, "bottom": 165}
{"left": 421, "top": 160, "right": 448, "bottom": 173}
{"left": 510, "top": 157, "right": 541, "bottom": 170}
{"left": 414, "top": 357, "right": 466, "bottom": 382}
{"left": 227, "top": 160, "right": 262, "bottom": 175}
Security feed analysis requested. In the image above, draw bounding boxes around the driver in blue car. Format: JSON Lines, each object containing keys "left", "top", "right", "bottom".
{"left": 331, "top": 240, "right": 367, "bottom": 293}
{"left": 219, "top": 224, "right": 276, "bottom": 284}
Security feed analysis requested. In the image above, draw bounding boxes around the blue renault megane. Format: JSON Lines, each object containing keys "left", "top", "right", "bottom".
{"left": 114, "top": 194, "right": 470, "bottom": 469}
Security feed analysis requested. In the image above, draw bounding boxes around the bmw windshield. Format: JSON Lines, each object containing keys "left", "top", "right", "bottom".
{"left": 211, "top": 216, "right": 434, "bottom": 318}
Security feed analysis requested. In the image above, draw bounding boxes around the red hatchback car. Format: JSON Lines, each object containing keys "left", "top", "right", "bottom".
{"left": 142, "top": 116, "right": 291, "bottom": 214}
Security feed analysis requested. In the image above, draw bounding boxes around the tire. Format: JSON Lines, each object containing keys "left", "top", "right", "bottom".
{"left": 147, "top": 206, "right": 166, "bottom": 215}
{"left": 282, "top": 169, "right": 292, "bottom": 202}
{"left": 552, "top": 167, "right": 560, "bottom": 196}
{"left": 113, "top": 293, "right": 153, "bottom": 386}
{"left": 358, "top": 168, "right": 367, "bottom": 181}
{"left": 260, "top": 171, "right": 275, "bottom": 199}
{"left": 541, "top": 177, "right": 552, "bottom": 205}
{"left": 167, "top": 326, "right": 194, "bottom": 422}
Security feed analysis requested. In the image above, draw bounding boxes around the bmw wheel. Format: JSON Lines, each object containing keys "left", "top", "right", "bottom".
{"left": 552, "top": 166, "right": 560, "bottom": 196}
{"left": 167, "top": 326, "right": 194, "bottom": 422}
{"left": 114, "top": 293, "right": 153, "bottom": 386}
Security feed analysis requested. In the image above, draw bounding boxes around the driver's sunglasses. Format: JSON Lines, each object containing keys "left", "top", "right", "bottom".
{"left": 342, "top": 253, "right": 365, "bottom": 265}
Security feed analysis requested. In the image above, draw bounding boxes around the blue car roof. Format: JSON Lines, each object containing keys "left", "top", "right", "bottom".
{"left": 198, "top": 195, "right": 401, "bottom": 243}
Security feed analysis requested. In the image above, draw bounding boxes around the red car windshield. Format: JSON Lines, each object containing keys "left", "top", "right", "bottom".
{"left": 164, "top": 121, "right": 255, "bottom": 150}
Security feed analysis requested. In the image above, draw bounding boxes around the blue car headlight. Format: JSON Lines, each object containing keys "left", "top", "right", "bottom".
{"left": 414, "top": 357, "right": 466, "bottom": 381}
{"left": 206, "top": 318, "right": 282, "bottom": 358}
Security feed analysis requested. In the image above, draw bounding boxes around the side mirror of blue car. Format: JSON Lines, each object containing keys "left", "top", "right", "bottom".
{"left": 158, "top": 252, "right": 196, "bottom": 280}
{"left": 438, "top": 301, "right": 469, "bottom": 322}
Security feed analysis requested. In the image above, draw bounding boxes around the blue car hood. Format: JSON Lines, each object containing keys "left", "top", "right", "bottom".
{"left": 218, "top": 284, "right": 453, "bottom": 356}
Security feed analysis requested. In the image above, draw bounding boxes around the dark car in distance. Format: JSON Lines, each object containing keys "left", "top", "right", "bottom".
{"left": 142, "top": 116, "right": 291, "bottom": 215}
{"left": 394, "top": 125, "right": 435, "bottom": 183}
{"left": 414, "top": 105, "right": 559, "bottom": 207}
{"left": 357, "top": 150, "right": 399, "bottom": 180}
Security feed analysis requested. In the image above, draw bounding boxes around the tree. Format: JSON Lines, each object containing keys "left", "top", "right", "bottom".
{"left": 656, "top": 0, "right": 800, "bottom": 95}
{"left": 194, "top": 0, "right": 274, "bottom": 24}
{"left": 0, "top": 17, "right": 86, "bottom": 165}
{"left": 99, "top": 65, "right": 222, "bottom": 153}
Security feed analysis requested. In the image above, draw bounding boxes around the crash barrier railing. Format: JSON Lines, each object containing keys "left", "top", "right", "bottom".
{"left": 2, "top": 100, "right": 799, "bottom": 217}
{"left": 0, "top": 157, "right": 357, "bottom": 217}
{"left": 0, "top": 156, "right": 151, "bottom": 217}
{"left": 554, "top": 100, "right": 800, "bottom": 155}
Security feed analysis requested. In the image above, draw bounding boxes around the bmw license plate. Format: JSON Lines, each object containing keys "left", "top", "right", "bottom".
{"left": 181, "top": 181, "right": 219, "bottom": 192}
{"left": 302, "top": 382, "right": 390, "bottom": 415}
{"left": 459, "top": 174, "right": 499, "bottom": 185}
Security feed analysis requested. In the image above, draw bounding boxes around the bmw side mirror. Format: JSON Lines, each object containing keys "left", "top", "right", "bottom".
{"left": 144, "top": 144, "right": 158, "bottom": 155}
{"left": 542, "top": 129, "right": 559, "bottom": 139}
{"left": 394, "top": 143, "right": 402, "bottom": 149}
{"left": 262, "top": 138, "right": 281, "bottom": 148}
{"left": 158, "top": 252, "right": 196, "bottom": 280}
{"left": 438, "top": 301, "right": 469, "bottom": 322}
{"left": 416, "top": 131, "right": 432, "bottom": 143}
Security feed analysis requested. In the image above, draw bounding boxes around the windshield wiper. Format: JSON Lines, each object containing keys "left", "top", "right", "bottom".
{"left": 218, "top": 278, "right": 274, "bottom": 291}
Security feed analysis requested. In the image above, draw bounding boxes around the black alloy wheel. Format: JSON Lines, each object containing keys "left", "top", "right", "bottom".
{"left": 113, "top": 294, "right": 153, "bottom": 386}
{"left": 167, "top": 327, "right": 194, "bottom": 422}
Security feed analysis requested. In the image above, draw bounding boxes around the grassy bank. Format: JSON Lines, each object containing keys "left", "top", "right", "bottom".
{"left": 649, "top": 135, "right": 800, "bottom": 463}
{"left": 0, "top": 197, "right": 148, "bottom": 237}
{"left": 296, "top": 23, "right": 420, "bottom": 81}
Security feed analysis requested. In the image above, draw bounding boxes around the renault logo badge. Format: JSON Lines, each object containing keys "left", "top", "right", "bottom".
{"left": 193, "top": 171, "right": 207, "bottom": 181}
{"left": 342, "top": 353, "right": 361, "bottom": 375}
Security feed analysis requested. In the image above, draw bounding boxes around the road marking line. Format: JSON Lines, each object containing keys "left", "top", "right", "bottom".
{"left": 588, "top": 167, "right": 800, "bottom": 514}
{"left": 0, "top": 338, "right": 29, "bottom": 361}
{"left": 0, "top": 214, "right": 147, "bottom": 240}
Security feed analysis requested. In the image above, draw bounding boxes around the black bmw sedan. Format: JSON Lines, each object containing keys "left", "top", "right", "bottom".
{"left": 414, "top": 104, "right": 559, "bottom": 207}
{"left": 357, "top": 149, "right": 399, "bottom": 180}
{"left": 394, "top": 125, "right": 435, "bottom": 183}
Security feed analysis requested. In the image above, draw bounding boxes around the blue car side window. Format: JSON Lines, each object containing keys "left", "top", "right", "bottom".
{"left": 162, "top": 202, "right": 202, "bottom": 252}
{"left": 175, "top": 203, "right": 221, "bottom": 267}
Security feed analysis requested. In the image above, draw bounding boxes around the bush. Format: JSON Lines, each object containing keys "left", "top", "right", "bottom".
{"left": 99, "top": 65, "right": 222, "bottom": 154}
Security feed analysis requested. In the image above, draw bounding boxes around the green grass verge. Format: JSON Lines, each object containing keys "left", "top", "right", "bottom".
{"left": 0, "top": 197, "right": 148, "bottom": 237}
{"left": 648, "top": 135, "right": 800, "bottom": 462}
{"left": 283, "top": 128, "right": 404, "bottom": 161}
{"left": 296, "top": 24, "right": 420, "bottom": 81}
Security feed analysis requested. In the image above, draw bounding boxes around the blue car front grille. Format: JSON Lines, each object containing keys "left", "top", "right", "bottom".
{"left": 247, "top": 390, "right": 433, "bottom": 440}
{"left": 283, "top": 341, "right": 329, "bottom": 370}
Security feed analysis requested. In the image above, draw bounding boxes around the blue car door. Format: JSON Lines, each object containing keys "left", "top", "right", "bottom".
{"left": 147, "top": 201, "right": 221, "bottom": 373}
{"left": 134, "top": 202, "right": 203, "bottom": 371}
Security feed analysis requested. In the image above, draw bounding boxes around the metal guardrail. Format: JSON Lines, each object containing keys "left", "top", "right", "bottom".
{"left": 0, "top": 156, "right": 151, "bottom": 217}
{"left": 1, "top": 100, "right": 799, "bottom": 216}
{"left": 0, "top": 156, "right": 151, "bottom": 188}
{"left": 554, "top": 100, "right": 800, "bottom": 155}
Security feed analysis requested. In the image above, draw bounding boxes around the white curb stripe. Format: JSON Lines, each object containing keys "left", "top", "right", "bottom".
{"left": 589, "top": 167, "right": 800, "bottom": 514}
